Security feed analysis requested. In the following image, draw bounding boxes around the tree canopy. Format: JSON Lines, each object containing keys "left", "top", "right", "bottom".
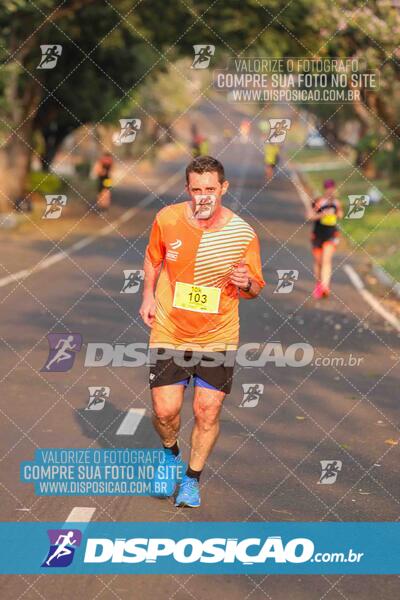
{"left": 0, "top": 0, "right": 399, "bottom": 206}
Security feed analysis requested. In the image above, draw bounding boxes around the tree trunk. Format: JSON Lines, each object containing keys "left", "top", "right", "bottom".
{"left": 361, "top": 154, "right": 377, "bottom": 178}
{"left": 2, "top": 123, "right": 35, "bottom": 211}
{"left": 1, "top": 73, "right": 41, "bottom": 210}
{"left": 40, "top": 135, "right": 63, "bottom": 171}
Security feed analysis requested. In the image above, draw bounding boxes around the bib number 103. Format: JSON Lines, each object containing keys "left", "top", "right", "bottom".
{"left": 173, "top": 282, "right": 221, "bottom": 313}
{"left": 189, "top": 289, "right": 207, "bottom": 304}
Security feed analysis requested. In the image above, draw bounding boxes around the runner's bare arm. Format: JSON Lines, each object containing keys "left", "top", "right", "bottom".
{"left": 140, "top": 217, "right": 165, "bottom": 327}
{"left": 143, "top": 253, "right": 162, "bottom": 294}
{"left": 139, "top": 254, "right": 161, "bottom": 327}
{"left": 92, "top": 161, "right": 101, "bottom": 177}
{"left": 336, "top": 199, "right": 344, "bottom": 219}
{"left": 307, "top": 197, "right": 323, "bottom": 221}
{"left": 307, "top": 205, "right": 321, "bottom": 220}
{"left": 230, "top": 261, "right": 262, "bottom": 299}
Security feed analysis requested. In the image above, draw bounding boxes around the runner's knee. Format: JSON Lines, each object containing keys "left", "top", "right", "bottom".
{"left": 193, "top": 402, "right": 221, "bottom": 430}
{"left": 152, "top": 403, "right": 179, "bottom": 426}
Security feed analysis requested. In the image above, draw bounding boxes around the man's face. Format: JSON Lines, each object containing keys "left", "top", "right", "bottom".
{"left": 186, "top": 171, "right": 229, "bottom": 219}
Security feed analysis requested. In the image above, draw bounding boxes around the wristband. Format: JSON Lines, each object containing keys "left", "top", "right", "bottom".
{"left": 242, "top": 278, "right": 252, "bottom": 293}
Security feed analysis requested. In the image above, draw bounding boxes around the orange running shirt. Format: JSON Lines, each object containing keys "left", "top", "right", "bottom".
{"left": 145, "top": 202, "right": 265, "bottom": 351}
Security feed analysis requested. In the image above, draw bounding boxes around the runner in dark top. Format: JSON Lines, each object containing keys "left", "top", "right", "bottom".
{"left": 93, "top": 152, "right": 113, "bottom": 211}
{"left": 308, "top": 179, "right": 343, "bottom": 299}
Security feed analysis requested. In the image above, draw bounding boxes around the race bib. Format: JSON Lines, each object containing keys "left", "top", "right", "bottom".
{"left": 320, "top": 213, "right": 337, "bottom": 226}
{"left": 173, "top": 282, "right": 221, "bottom": 313}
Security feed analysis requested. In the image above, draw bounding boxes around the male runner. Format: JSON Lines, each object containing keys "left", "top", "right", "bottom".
{"left": 264, "top": 143, "right": 280, "bottom": 181}
{"left": 190, "top": 124, "right": 209, "bottom": 158}
{"left": 93, "top": 151, "right": 113, "bottom": 210}
{"left": 239, "top": 119, "right": 251, "bottom": 143}
{"left": 140, "top": 156, "right": 265, "bottom": 507}
{"left": 308, "top": 179, "right": 343, "bottom": 298}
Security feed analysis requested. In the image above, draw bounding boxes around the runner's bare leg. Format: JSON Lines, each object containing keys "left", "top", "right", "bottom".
{"left": 189, "top": 387, "right": 225, "bottom": 471}
{"left": 151, "top": 385, "right": 185, "bottom": 447}
{"left": 321, "top": 243, "right": 335, "bottom": 289}
{"left": 313, "top": 250, "right": 322, "bottom": 282}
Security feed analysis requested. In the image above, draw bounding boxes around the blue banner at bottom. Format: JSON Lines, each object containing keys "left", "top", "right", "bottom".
{"left": 0, "top": 522, "right": 398, "bottom": 574}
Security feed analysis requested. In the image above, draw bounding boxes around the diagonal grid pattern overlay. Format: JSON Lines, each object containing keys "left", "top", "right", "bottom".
{"left": 0, "top": 1, "right": 399, "bottom": 599}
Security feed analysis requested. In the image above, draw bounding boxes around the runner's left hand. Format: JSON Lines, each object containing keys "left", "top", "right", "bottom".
{"left": 230, "top": 260, "right": 250, "bottom": 289}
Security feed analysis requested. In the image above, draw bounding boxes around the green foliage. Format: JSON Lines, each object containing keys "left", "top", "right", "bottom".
{"left": 1, "top": 0, "right": 400, "bottom": 207}
{"left": 75, "top": 161, "right": 91, "bottom": 177}
{"left": 300, "top": 0, "right": 400, "bottom": 143}
{"left": 27, "top": 171, "right": 62, "bottom": 194}
{"left": 356, "top": 133, "right": 379, "bottom": 154}
{"left": 136, "top": 58, "right": 208, "bottom": 126}
{"left": 0, "top": 0, "right": 320, "bottom": 154}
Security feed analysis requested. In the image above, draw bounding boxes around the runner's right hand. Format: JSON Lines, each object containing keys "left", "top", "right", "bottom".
{"left": 139, "top": 295, "right": 156, "bottom": 327}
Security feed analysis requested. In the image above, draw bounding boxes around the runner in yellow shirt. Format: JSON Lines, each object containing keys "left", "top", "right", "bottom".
{"left": 264, "top": 143, "right": 280, "bottom": 181}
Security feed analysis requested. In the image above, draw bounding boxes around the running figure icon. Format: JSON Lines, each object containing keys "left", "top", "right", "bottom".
{"left": 45, "top": 531, "right": 77, "bottom": 566}
{"left": 191, "top": 45, "right": 215, "bottom": 69}
{"left": 44, "top": 335, "right": 77, "bottom": 371}
{"left": 121, "top": 270, "right": 144, "bottom": 293}
{"left": 41, "top": 333, "right": 82, "bottom": 372}
{"left": 37, "top": 45, "right": 62, "bottom": 69}
{"left": 42, "top": 529, "right": 82, "bottom": 568}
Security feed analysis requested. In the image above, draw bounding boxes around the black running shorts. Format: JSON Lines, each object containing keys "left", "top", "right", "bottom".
{"left": 149, "top": 349, "right": 235, "bottom": 394}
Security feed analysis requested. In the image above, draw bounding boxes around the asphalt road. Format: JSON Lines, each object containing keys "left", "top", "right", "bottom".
{"left": 1, "top": 100, "right": 399, "bottom": 599}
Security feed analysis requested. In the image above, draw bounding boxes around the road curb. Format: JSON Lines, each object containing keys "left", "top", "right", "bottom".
{"left": 0, "top": 212, "right": 25, "bottom": 230}
{"left": 343, "top": 264, "right": 400, "bottom": 333}
{"left": 372, "top": 264, "right": 400, "bottom": 300}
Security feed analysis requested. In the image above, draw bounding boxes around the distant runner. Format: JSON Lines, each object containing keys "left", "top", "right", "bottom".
{"left": 190, "top": 124, "right": 209, "bottom": 158}
{"left": 140, "top": 156, "right": 265, "bottom": 508}
{"left": 264, "top": 143, "right": 280, "bottom": 181}
{"left": 308, "top": 179, "right": 343, "bottom": 299}
{"left": 239, "top": 119, "right": 251, "bottom": 143}
{"left": 93, "top": 151, "right": 113, "bottom": 211}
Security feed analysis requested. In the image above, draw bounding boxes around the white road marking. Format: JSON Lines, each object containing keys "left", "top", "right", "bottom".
{"left": 343, "top": 264, "right": 400, "bottom": 333}
{"left": 116, "top": 408, "right": 146, "bottom": 435}
{"left": 0, "top": 170, "right": 183, "bottom": 289}
{"left": 65, "top": 507, "right": 96, "bottom": 523}
{"left": 291, "top": 170, "right": 400, "bottom": 332}
{"left": 289, "top": 170, "right": 311, "bottom": 209}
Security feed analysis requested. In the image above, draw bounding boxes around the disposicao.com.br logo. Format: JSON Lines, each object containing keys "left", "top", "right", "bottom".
{"left": 40, "top": 334, "right": 315, "bottom": 371}
{"left": 0, "top": 522, "right": 385, "bottom": 574}
{"left": 85, "top": 535, "right": 313, "bottom": 564}
{"left": 83, "top": 535, "right": 363, "bottom": 566}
